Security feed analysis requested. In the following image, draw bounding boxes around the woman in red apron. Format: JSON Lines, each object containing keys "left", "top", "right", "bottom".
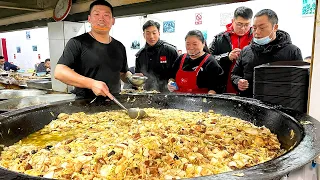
{"left": 168, "top": 30, "right": 224, "bottom": 94}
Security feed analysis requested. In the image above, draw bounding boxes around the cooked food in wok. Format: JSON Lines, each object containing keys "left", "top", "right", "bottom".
{"left": 0, "top": 108, "right": 285, "bottom": 179}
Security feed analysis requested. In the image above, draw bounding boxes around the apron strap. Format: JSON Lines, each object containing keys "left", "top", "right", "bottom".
{"left": 179, "top": 53, "right": 188, "bottom": 70}
{"left": 195, "top": 54, "right": 210, "bottom": 73}
{"left": 179, "top": 53, "right": 210, "bottom": 73}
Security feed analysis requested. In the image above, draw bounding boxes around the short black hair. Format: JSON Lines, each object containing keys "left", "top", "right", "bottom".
{"left": 0, "top": 56, "right": 3, "bottom": 59}
{"left": 234, "top": 6, "right": 253, "bottom": 19}
{"left": 45, "top": 58, "right": 50, "bottom": 63}
{"left": 185, "top": 30, "right": 210, "bottom": 53}
{"left": 89, "top": 0, "right": 113, "bottom": 16}
{"left": 143, "top": 20, "right": 160, "bottom": 31}
{"left": 254, "top": 9, "right": 278, "bottom": 25}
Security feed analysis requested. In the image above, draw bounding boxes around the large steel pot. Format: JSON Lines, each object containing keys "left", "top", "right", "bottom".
{"left": 0, "top": 94, "right": 76, "bottom": 113}
{"left": 0, "top": 89, "right": 47, "bottom": 100}
{"left": 0, "top": 94, "right": 319, "bottom": 180}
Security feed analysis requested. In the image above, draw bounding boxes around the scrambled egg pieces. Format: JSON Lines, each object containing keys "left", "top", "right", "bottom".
{"left": 0, "top": 109, "right": 285, "bottom": 180}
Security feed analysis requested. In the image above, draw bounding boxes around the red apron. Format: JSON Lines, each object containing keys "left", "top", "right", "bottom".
{"left": 175, "top": 53, "right": 210, "bottom": 94}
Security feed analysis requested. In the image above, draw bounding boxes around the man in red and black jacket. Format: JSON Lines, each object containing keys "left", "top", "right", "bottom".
{"left": 209, "top": 6, "right": 253, "bottom": 94}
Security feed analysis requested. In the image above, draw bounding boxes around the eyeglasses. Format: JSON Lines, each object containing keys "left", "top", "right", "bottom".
{"left": 235, "top": 22, "right": 250, "bottom": 28}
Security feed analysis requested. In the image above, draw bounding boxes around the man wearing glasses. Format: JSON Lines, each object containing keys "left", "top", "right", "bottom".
{"left": 209, "top": 6, "right": 253, "bottom": 94}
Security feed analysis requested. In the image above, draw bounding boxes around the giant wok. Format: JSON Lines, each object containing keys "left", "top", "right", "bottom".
{"left": 0, "top": 94, "right": 319, "bottom": 180}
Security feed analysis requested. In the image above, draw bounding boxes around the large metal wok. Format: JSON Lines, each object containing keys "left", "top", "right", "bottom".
{"left": 0, "top": 94, "right": 319, "bottom": 180}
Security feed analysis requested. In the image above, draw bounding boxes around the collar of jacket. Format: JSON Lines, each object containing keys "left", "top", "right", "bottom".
{"left": 145, "top": 40, "right": 164, "bottom": 51}
{"left": 251, "top": 30, "right": 292, "bottom": 53}
{"left": 135, "top": 40, "right": 164, "bottom": 57}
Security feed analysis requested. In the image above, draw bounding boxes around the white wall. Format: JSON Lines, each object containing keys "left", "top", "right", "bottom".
{"left": 111, "top": 16, "right": 143, "bottom": 68}
{"left": 0, "top": 28, "right": 50, "bottom": 70}
{"left": 144, "top": 0, "right": 314, "bottom": 59}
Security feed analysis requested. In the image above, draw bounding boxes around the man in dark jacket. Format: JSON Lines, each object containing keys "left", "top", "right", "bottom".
{"left": 231, "top": 9, "right": 303, "bottom": 98}
{"left": 0, "top": 56, "right": 19, "bottom": 71}
{"left": 36, "top": 58, "right": 51, "bottom": 73}
{"left": 135, "top": 20, "right": 178, "bottom": 92}
{"left": 209, "top": 6, "right": 253, "bottom": 94}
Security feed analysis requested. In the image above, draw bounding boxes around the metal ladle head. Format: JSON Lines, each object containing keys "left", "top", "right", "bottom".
{"left": 127, "top": 108, "right": 147, "bottom": 119}
{"left": 112, "top": 97, "right": 146, "bottom": 119}
{"left": 128, "top": 75, "right": 148, "bottom": 87}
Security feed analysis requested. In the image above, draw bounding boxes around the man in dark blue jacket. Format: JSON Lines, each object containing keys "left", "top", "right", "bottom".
{"left": 0, "top": 56, "right": 19, "bottom": 71}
